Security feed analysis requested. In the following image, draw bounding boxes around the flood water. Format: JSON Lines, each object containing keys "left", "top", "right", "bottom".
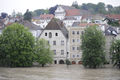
{"left": 0, "top": 64, "right": 120, "bottom": 80}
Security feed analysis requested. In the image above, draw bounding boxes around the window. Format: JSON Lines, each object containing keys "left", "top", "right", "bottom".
{"left": 72, "top": 47, "right": 75, "bottom": 51}
{"left": 77, "top": 47, "right": 80, "bottom": 50}
{"left": 53, "top": 41, "right": 56, "bottom": 45}
{"left": 73, "top": 55, "right": 75, "bottom": 58}
{"left": 53, "top": 50, "right": 56, "bottom": 55}
{"left": 77, "top": 55, "right": 79, "bottom": 57}
{"left": 45, "top": 33, "right": 47, "bottom": 36}
{"left": 77, "top": 31, "right": 79, "bottom": 35}
{"left": 61, "top": 40, "right": 64, "bottom": 45}
{"left": 72, "top": 31, "right": 75, "bottom": 35}
{"left": 77, "top": 39, "right": 80, "bottom": 43}
{"left": 72, "top": 39, "right": 75, "bottom": 43}
{"left": 49, "top": 32, "right": 52, "bottom": 38}
{"left": 56, "top": 33, "right": 58, "bottom": 36}
{"left": 61, "top": 50, "right": 64, "bottom": 55}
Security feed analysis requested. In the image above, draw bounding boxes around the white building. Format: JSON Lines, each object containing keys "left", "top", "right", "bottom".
{"left": 40, "top": 19, "right": 69, "bottom": 64}
{"left": 22, "top": 21, "right": 43, "bottom": 38}
{"left": 32, "top": 14, "right": 54, "bottom": 29}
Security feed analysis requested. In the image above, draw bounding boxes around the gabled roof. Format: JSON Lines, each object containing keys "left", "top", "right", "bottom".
{"left": 72, "top": 22, "right": 98, "bottom": 27}
{"left": 65, "top": 9, "right": 91, "bottom": 17}
{"left": 40, "top": 14, "right": 54, "bottom": 20}
{"left": 72, "top": 22, "right": 80, "bottom": 27}
{"left": 106, "top": 14, "right": 120, "bottom": 20}
{"left": 105, "top": 27, "right": 117, "bottom": 36}
{"left": 44, "top": 18, "right": 68, "bottom": 38}
{"left": 32, "top": 16, "right": 40, "bottom": 20}
{"left": 66, "top": 9, "right": 80, "bottom": 16}
{"left": 21, "top": 21, "right": 42, "bottom": 30}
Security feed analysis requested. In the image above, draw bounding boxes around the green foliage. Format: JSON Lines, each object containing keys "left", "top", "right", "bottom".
{"left": 80, "top": 2, "right": 120, "bottom": 14}
{"left": 104, "top": 18, "right": 120, "bottom": 27}
{"left": 24, "top": 9, "right": 32, "bottom": 22}
{"left": 110, "top": 40, "right": 120, "bottom": 68}
{"left": 0, "top": 23, "right": 35, "bottom": 67}
{"left": 81, "top": 26, "right": 106, "bottom": 68}
{"left": 34, "top": 38, "right": 53, "bottom": 67}
{"left": 32, "top": 9, "right": 49, "bottom": 17}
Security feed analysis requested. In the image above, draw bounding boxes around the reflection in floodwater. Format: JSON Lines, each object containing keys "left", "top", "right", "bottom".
{"left": 0, "top": 65, "right": 120, "bottom": 80}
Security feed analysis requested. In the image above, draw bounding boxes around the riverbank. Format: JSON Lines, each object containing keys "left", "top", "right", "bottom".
{"left": 0, "top": 64, "right": 120, "bottom": 80}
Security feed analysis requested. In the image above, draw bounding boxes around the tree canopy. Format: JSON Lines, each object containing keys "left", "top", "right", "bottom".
{"left": 81, "top": 26, "right": 106, "bottom": 68}
{"left": 34, "top": 38, "right": 53, "bottom": 67}
{"left": 110, "top": 40, "right": 120, "bottom": 69}
{"left": 0, "top": 23, "right": 35, "bottom": 67}
{"left": 76, "top": 2, "right": 120, "bottom": 14}
{"left": 24, "top": 9, "right": 32, "bottom": 22}
{"left": 31, "top": 9, "right": 49, "bottom": 17}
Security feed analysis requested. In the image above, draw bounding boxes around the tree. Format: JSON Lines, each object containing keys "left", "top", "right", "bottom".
{"left": 1, "top": 12, "right": 8, "bottom": 18}
{"left": 35, "top": 38, "right": 53, "bottom": 67}
{"left": 81, "top": 26, "right": 106, "bottom": 68}
{"left": 103, "top": 17, "right": 120, "bottom": 27}
{"left": 96, "top": 2, "right": 107, "bottom": 14}
{"left": 107, "top": 4, "right": 114, "bottom": 13}
{"left": 24, "top": 9, "right": 32, "bottom": 22}
{"left": 0, "top": 23, "right": 35, "bottom": 67}
{"left": 110, "top": 40, "right": 120, "bottom": 69}
{"left": 72, "top": 1, "right": 79, "bottom": 9}
{"left": 49, "top": 5, "right": 58, "bottom": 15}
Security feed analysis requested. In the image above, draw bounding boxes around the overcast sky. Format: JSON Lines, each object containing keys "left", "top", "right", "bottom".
{"left": 0, "top": 0, "right": 120, "bottom": 15}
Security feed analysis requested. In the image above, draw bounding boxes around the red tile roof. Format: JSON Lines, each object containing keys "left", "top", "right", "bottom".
{"left": 106, "top": 14, "right": 120, "bottom": 20}
{"left": 40, "top": 14, "right": 54, "bottom": 19}
{"left": 65, "top": 9, "right": 80, "bottom": 16}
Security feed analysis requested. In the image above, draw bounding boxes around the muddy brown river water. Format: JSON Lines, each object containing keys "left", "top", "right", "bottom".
{"left": 0, "top": 64, "right": 120, "bottom": 80}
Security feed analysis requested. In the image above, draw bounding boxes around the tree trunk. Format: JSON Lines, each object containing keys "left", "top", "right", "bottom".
{"left": 42, "top": 64, "right": 44, "bottom": 67}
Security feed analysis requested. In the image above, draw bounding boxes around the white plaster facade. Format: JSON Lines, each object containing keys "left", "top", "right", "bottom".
{"left": 40, "top": 30, "right": 68, "bottom": 64}
{"left": 55, "top": 6, "right": 66, "bottom": 20}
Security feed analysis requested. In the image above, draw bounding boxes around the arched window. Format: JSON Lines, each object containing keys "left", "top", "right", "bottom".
{"left": 49, "top": 32, "right": 52, "bottom": 38}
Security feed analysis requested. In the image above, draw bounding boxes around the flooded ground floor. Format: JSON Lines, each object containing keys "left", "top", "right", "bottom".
{"left": 0, "top": 64, "right": 120, "bottom": 80}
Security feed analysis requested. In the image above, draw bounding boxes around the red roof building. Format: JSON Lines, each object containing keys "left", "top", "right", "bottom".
{"left": 40, "top": 14, "right": 54, "bottom": 20}
{"left": 65, "top": 9, "right": 80, "bottom": 16}
{"left": 106, "top": 14, "right": 120, "bottom": 20}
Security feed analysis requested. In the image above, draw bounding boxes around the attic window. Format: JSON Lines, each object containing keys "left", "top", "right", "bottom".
{"left": 56, "top": 33, "right": 58, "bottom": 36}
{"left": 45, "top": 33, "right": 47, "bottom": 36}
{"left": 49, "top": 32, "right": 52, "bottom": 38}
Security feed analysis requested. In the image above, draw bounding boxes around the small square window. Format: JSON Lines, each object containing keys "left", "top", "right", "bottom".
{"left": 72, "top": 31, "right": 75, "bottom": 35}
{"left": 56, "top": 33, "right": 58, "bottom": 36}
{"left": 72, "top": 39, "right": 75, "bottom": 43}
{"left": 61, "top": 50, "right": 64, "bottom": 55}
{"left": 53, "top": 50, "right": 56, "bottom": 55}
{"left": 77, "top": 55, "right": 79, "bottom": 57}
{"left": 73, "top": 55, "right": 75, "bottom": 58}
{"left": 72, "top": 47, "right": 75, "bottom": 50}
{"left": 61, "top": 40, "right": 64, "bottom": 45}
{"left": 53, "top": 41, "right": 56, "bottom": 45}
{"left": 77, "top": 39, "right": 80, "bottom": 43}
{"left": 77, "top": 47, "right": 80, "bottom": 50}
{"left": 77, "top": 31, "right": 79, "bottom": 35}
{"left": 45, "top": 33, "right": 47, "bottom": 36}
